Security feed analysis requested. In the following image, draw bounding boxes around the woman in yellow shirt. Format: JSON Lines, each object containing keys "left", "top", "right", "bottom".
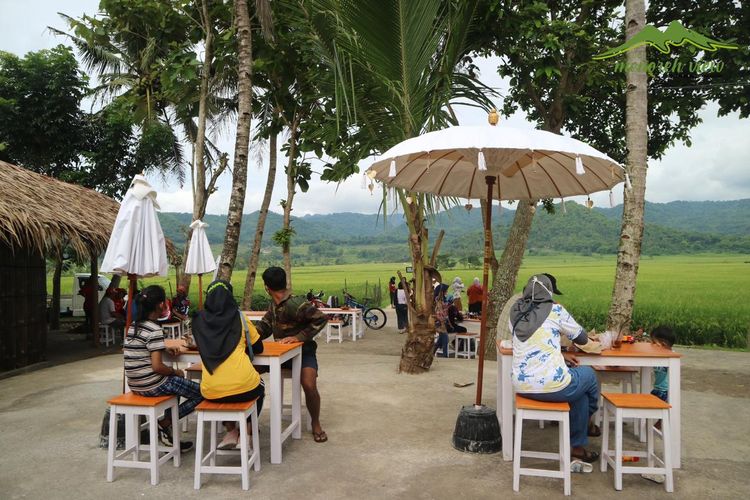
{"left": 192, "top": 280, "right": 265, "bottom": 449}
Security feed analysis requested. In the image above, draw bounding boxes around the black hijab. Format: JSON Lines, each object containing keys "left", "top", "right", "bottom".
{"left": 192, "top": 280, "right": 243, "bottom": 374}
{"left": 509, "top": 274, "right": 555, "bottom": 342}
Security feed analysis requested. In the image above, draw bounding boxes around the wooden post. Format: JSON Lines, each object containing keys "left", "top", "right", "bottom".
{"left": 198, "top": 274, "right": 204, "bottom": 309}
{"left": 475, "top": 176, "right": 496, "bottom": 406}
{"left": 90, "top": 251, "right": 100, "bottom": 347}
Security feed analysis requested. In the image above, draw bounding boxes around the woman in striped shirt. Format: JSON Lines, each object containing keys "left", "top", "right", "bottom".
{"left": 123, "top": 285, "right": 203, "bottom": 450}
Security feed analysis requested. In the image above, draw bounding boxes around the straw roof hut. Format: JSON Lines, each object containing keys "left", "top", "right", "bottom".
{"left": 0, "top": 161, "right": 179, "bottom": 371}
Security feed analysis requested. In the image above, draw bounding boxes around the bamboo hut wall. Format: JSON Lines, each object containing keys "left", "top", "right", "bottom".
{"left": 0, "top": 241, "right": 47, "bottom": 371}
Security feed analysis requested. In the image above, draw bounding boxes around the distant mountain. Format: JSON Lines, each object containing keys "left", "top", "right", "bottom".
{"left": 158, "top": 199, "right": 749, "bottom": 264}
{"left": 595, "top": 199, "right": 750, "bottom": 236}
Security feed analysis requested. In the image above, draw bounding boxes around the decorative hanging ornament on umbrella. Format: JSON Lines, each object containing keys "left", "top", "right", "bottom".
{"left": 184, "top": 219, "right": 216, "bottom": 310}
{"left": 100, "top": 174, "right": 168, "bottom": 333}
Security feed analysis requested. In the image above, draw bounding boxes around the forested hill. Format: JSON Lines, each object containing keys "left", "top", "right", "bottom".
{"left": 158, "top": 199, "right": 749, "bottom": 263}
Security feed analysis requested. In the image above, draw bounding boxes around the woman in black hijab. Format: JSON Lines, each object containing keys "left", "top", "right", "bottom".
{"left": 192, "top": 280, "right": 265, "bottom": 449}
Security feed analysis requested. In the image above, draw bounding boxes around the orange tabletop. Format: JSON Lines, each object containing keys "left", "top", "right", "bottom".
{"left": 495, "top": 339, "right": 680, "bottom": 358}
{"left": 164, "top": 338, "right": 302, "bottom": 357}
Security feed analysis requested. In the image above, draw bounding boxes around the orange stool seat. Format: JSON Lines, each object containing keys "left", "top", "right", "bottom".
{"left": 603, "top": 392, "right": 671, "bottom": 410}
{"left": 515, "top": 395, "right": 570, "bottom": 412}
{"left": 196, "top": 399, "right": 257, "bottom": 412}
{"left": 107, "top": 393, "right": 174, "bottom": 407}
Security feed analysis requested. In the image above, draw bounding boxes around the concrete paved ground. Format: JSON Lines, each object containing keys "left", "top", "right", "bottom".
{"left": 1, "top": 309, "right": 748, "bottom": 499}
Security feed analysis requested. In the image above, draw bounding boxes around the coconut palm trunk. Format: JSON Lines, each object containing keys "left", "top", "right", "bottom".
{"left": 607, "top": 0, "right": 648, "bottom": 333}
{"left": 218, "top": 0, "right": 253, "bottom": 281}
{"left": 242, "top": 132, "right": 278, "bottom": 309}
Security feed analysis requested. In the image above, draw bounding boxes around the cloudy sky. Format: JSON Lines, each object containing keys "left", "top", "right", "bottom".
{"left": 2, "top": 0, "right": 748, "bottom": 215}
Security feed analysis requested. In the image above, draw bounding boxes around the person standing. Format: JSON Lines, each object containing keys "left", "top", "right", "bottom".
{"left": 466, "top": 277, "right": 484, "bottom": 315}
{"left": 388, "top": 277, "right": 397, "bottom": 308}
{"left": 395, "top": 281, "right": 409, "bottom": 333}
{"left": 256, "top": 267, "right": 329, "bottom": 443}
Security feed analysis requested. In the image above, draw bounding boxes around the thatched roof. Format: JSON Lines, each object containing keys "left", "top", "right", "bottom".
{"left": 0, "top": 161, "right": 180, "bottom": 264}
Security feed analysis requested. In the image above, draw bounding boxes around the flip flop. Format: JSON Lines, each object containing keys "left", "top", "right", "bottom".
{"left": 641, "top": 473, "right": 665, "bottom": 484}
{"left": 571, "top": 460, "right": 593, "bottom": 473}
{"left": 313, "top": 430, "right": 328, "bottom": 443}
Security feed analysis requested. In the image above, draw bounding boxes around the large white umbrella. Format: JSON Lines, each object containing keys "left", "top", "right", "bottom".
{"left": 367, "top": 125, "right": 625, "bottom": 202}
{"left": 184, "top": 219, "right": 216, "bottom": 309}
{"left": 101, "top": 175, "right": 168, "bottom": 331}
{"left": 367, "top": 123, "right": 626, "bottom": 436}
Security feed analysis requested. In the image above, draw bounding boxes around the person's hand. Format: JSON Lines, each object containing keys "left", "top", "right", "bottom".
{"left": 167, "top": 347, "right": 181, "bottom": 356}
{"left": 278, "top": 337, "right": 298, "bottom": 344}
{"left": 173, "top": 368, "right": 185, "bottom": 378}
{"left": 562, "top": 351, "right": 580, "bottom": 367}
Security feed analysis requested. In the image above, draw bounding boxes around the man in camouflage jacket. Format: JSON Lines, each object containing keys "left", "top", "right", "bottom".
{"left": 257, "top": 267, "right": 329, "bottom": 442}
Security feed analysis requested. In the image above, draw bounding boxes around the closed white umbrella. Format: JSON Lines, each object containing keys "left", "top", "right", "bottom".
{"left": 101, "top": 175, "right": 168, "bottom": 331}
{"left": 184, "top": 219, "right": 216, "bottom": 309}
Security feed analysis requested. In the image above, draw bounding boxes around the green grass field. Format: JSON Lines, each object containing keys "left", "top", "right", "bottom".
{"left": 50, "top": 254, "right": 750, "bottom": 348}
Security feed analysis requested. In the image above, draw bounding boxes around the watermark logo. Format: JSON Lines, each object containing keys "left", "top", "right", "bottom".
{"left": 594, "top": 20, "right": 738, "bottom": 74}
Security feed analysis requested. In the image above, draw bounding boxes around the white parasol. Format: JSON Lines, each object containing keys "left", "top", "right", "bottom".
{"left": 101, "top": 175, "right": 168, "bottom": 331}
{"left": 184, "top": 219, "right": 216, "bottom": 309}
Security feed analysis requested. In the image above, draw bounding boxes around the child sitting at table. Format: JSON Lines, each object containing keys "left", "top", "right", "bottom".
{"left": 650, "top": 325, "right": 675, "bottom": 403}
{"left": 123, "top": 285, "right": 203, "bottom": 451}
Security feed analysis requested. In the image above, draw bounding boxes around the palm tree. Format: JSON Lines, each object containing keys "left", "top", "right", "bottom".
{"left": 296, "top": 0, "right": 493, "bottom": 373}
{"left": 607, "top": 0, "right": 648, "bottom": 332}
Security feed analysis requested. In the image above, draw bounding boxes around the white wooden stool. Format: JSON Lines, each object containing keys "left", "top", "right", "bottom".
{"left": 280, "top": 368, "right": 312, "bottom": 431}
{"left": 162, "top": 322, "right": 182, "bottom": 339}
{"left": 513, "top": 395, "right": 571, "bottom": 496}
{"left": 106, "top": 393, "right": 180, "bottom": 485}
{"left": 594, "top": 366, "right": 640, "bottom": 436}
{"left": 326, "top": 320, "right": 343, "bottom": 343}
{"left": 600, "top": 393, "right": 673, "bottom": 492}
{"left": 194, "top": 400, "right": 261, "bottom": 491}
{"left": 454, "top": 333, "right": 478, "bottom": 359}
{"left": 99, "top": 324, "right": 115, "bottom": 347}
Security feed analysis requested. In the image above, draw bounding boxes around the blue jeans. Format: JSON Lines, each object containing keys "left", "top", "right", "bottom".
{"left": 434, "top": 333, "right": 449, "bottom": 357}
{"left": 136, "top": 376, "right": 203, "bottom": 422}
{"left": 522, "top": 366, "right": 599, "bottom": 448}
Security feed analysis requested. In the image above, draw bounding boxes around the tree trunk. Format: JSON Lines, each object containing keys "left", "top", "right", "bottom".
{"left": 482, "top": 200, "right": 536, "bottom": 360}
{"left": 242, "top": 132, "right": 278, "bottom": 309}
{"left": 90, "top": 253, "right": 99, "bottom": 346}
{"left": 218, "top": 0, "right": 253, "bottom": 281}
{"left": 50, "top": 253, "right": 62, "bottom": 330}
{"left": 280, "top": 126, "right": 298, "bottom": 289}
{"left": 607, "top": 0, "right": 648, "bottom": 333}
{"left": 180, "top": 0, "right": 214, "bottom": 290}
{"left": 398, "top": 192, "right": 438, "bottom": 373}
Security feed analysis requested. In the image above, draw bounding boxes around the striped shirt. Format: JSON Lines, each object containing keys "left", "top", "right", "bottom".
{"left": 124, "top": 320, "right": 167, "bottom": 391}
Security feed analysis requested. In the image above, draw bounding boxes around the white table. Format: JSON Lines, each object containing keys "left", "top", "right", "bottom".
{"left": 319, "top": 308, "right": 364, "bottom": 341}
{"left": 164, "top": 339, "right": 303, "bottom": 464}
{"left": 496, "top": 341, "right": 683, "bottom": 468}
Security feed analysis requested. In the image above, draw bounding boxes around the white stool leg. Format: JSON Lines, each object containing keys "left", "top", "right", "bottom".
{"left": 239, "top": 416, "right": 250, "bottom": 491}
{"left": 647, "top": 418, "right": 655, "bottom": 468}
{"left": 614, "top": 409, "right": 623, "bottom": 491}
{"left": 148, "top": 407, "right": 159, "bottom": 486}
{"left": 539, "top": 419, "right": 545, "bottom": 429}
{"left": 251, "top": 406, "right": 261, "bottom": 471}
{"left": 194, "top": 412, "right": 204, "bottom": 490}
{"left": 209, "top": 420, "right": 217, "bottom": 467}
{"left": 325, "top": 323, "right": 331, "bottom": 343}
{"left": 513, "top": 409, "right": 523, "bottom": 492}
{"left": 131, "top": 414, "right": 140, "bottom": 461}
{"left": 662, "top": 409, "right": 674, "bottom": 493}
{"left": 106, "top": 406, "right": 117, "bottom": 482}
{"left": 600, "top": 402, "right": 609, "bottom": 473}
{"left": 170, "top": 400, "right": 180, "bottom": 467}
{"left": 561, "top": 412, "right": 571, "bottom": 496}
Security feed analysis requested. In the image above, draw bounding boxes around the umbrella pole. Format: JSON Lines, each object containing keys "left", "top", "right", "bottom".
{"left": 475, "top": 175, "right": 496, "bottom": 405}
{"left": 452, "top": 175, "right": 500, "bottom": 454}
{"left": 125, "top": 274, "right": 136, "bottom": 340}
{"left": 198, "top": 274, "right": 203, "bottom": 310}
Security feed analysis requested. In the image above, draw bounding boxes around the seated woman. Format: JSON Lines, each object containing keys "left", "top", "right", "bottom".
{"left": 123, "top": 285, "right": 202, "bottom": 451}
{"left": 192, "top": 280, "right": 265, "bottom": 449}
{"left": 510, "top": 274, "right": 601, "bottom": 463}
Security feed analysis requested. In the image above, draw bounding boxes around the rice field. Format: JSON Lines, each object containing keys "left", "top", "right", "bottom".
{"left": 50, "top": 253, "right": 750, "bottom": 348}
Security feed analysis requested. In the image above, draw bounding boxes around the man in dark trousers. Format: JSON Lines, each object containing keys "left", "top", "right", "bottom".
{"left": 256, "top": 267, "right": 329, "bottom": 443}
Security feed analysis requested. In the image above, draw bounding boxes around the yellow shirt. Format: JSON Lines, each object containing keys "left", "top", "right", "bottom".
{"left": 200, "top": 320, "right": 262, "bottom": 400}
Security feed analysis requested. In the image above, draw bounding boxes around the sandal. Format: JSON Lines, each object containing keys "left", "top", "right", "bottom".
{"left": 571, "top": 449, "right": 599, "bottom": 463}
{"left": 313, "top": 430, "right": 328, "bottom": 443}
{"left": 571, "top": 460, "right": 593, "bottom": 473}
{"left": 588, "top": 423, "right": 601, "bottom": 437}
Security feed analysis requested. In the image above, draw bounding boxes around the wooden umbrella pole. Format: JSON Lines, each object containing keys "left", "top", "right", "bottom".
{"left": 124, "top": 273, "right": 136, "bottom": 340}
{"left": 198, "top": 274, "right": 203, "bottom": 310}
{"left": 475, "top": 175, "right": 496, "bottom": 406}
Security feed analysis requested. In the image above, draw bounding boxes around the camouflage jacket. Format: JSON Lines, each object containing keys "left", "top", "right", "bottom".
{"left": 256, "top": 295, "right": 327, "bottom": 350}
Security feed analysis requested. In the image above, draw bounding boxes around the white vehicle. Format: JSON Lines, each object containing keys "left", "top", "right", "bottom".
{"left": 60, "top": 273, "right": 111, "bottom": 316}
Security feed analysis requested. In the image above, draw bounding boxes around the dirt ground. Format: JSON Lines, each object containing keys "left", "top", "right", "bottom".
{"left": 1, "top": 309, "right": 748, "bottom": 499}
